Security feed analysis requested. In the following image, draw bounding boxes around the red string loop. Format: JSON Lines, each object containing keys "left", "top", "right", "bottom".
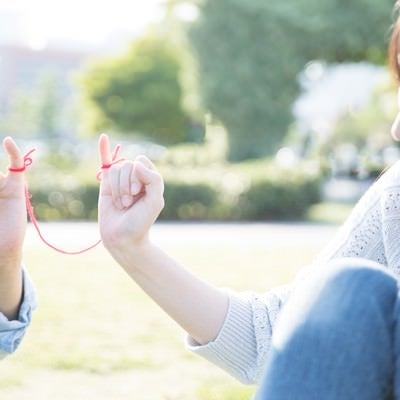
{"left": 13, "top": 146, "right": 122, "bottom": 255}
{"left": 96, "top": 144, "right": 124, "bottom": 181}
{"left": 8, "top": 149, "right": 36, "bottom": 172}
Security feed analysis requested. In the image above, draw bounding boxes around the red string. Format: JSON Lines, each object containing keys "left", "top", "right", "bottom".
{"left": 8, "top": 149, "right": 35, "bottom": 172}
{"left": 11, "top": 145, "right": 123, "bottom": 255}
{"left": 96, "top": 144, "right": 124, "bottom": 181}
{"left": 25, "top": 185, "right": 102, "bottom": 254}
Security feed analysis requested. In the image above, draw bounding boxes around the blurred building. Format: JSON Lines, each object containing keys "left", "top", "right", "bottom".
{"left": 0, "top": 45, "right": 90, "bottom": 116}
{"left": 0, "top": 9, "right": 26, "bottom": 47}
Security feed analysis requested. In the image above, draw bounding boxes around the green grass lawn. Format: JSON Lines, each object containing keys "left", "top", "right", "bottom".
{"left": 306, "top": 202, "right": 354, "bottom": 225}
{"left": 0, "top": 222, "right": 337, "bottom": 400}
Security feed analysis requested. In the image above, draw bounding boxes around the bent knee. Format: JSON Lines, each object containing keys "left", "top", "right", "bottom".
{"left": 311, "top": 258, "right": 398, "bottom": 310}
{"left": 322, "top": 258, "right": 395, "bottom": 287}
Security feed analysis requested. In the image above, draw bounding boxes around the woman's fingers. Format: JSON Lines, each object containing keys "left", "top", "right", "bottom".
{"left": 98, "top": 133, "right": 114, "bottom": 196}
{"left": 132, "top": 156, "right": 164, "bottom": 210}
{"left": 3, "top": 137, "right": 24, "bottom": 172}
{"left": 110, "top": 164, "right": 123, "bottom": 209}
{"left": 135, "top": 161, "right": 164, "bottom": 210}
{"left": 109, "top": 161, "right": 139, "bottom": 209}
{"left": 98, "top": 133, "right": 112, "bottom": 171}
{"left": 105, "top": 151, "right": 163, "bottom": 212}
{"left": 120, "top": 162, "right": 134, "bottom": 208}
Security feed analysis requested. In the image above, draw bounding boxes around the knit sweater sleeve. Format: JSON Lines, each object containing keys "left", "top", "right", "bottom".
{"left": 186, "top": 285, "right": 291, "bottom": 384}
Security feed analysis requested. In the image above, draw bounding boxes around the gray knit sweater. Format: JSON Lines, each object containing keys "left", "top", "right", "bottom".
{"left": 187, "top": 162, "right": 400, "bottom": 384}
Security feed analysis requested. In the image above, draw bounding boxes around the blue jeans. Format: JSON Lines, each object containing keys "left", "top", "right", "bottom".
{"left": 255, "top": 258, "right": 400, "bottom": 400}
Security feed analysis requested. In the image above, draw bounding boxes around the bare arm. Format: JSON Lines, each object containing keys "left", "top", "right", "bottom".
{"left": 98, "top": 134, "right": 228, "bottom": 345}
{"left": 0, "top": 137, "right": 27, "bottom": 320}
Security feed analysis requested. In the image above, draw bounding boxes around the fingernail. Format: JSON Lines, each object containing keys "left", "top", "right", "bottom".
{"left": 122, "top": 195, "right": 133, "bottom": 208}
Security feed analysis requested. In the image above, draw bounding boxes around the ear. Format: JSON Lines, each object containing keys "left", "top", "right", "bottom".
{"left": 391, "top": 114, "right": 400, "bottom": 141}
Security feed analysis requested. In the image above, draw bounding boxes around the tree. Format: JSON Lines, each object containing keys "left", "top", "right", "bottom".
{"left": 190, "top": 1, "right": 306, "bottom": 161}
{"left": 80, "top": 36, "right": 188, "bottom": 145}
{"left": 289, "top": 0, "right": 394, "bottom": 64}
{"left": 189, "top": 0, "right": 394, "bottom": 161}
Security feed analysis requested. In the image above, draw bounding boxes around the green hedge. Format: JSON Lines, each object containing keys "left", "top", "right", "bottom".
{"left": 236, "top": 174, "right": 321, "bottom": 220}
{"left": 161, "top": 182, "right": 218, "bottom": 220}
{"left": 27, "top": 165, "right": 321, "bottom": 222}
{"left": 28, "top": 185, "right": 99, "bottom": 221}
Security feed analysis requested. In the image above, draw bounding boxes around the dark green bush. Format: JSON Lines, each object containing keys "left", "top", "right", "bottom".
{"left": 160, "top": 181, "right": 219, "bottom": 220}
{"left": 28, "top": 184, "right": 99, "bottom": 221}
{"left": 27, "top": 165, "right": 321, "bottom": 222}
{"left": 237, "top": 173, "right": 321, "bottom": 220}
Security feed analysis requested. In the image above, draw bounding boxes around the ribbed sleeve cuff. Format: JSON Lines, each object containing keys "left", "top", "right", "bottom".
{"left": 0, "top": 268, "right": 37, "bottom": 354}
{"left": 186, "top": 290, "right": 258, "bottom": 384}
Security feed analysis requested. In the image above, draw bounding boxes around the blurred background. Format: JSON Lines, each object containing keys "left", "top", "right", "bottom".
{"left": 0, "top": 0, "right": 397, "bottom": 222}
{"left": 0, "top": 0, "right": 398, "bottom": 399}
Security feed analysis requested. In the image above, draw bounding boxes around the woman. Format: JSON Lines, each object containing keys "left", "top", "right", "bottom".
{"left": 0, "top": 136, "right": 36, "bottom": 359}
{"left": 95, "top": 8, "right": 400, "bottom": 397}
{"left": 97, "top": 46, "right": 400, "bottom": 387}
{"left": 253, "top": 10, "right": 400, "bottom": 400}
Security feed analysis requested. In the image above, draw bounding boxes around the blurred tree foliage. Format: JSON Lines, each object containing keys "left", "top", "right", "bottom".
{"left": 190, "top": 1, "right": 305, "bottom": 161}
{"left": 328, "top": 86, "right": 396, "bottom": 149}
{"left": 322, "top": 82, "right": 398, "bottom": 176}
{"left": 80, "top": 36, "right": 188, "bottom": 145}
{"left": 293, "top": 0, "right": 394, "bottom": 63}
{"left": 189, "top": 0, "right": 394, "bottom": 161}
{"left": 0, "top": 72, "right": 62, "bottom": 139}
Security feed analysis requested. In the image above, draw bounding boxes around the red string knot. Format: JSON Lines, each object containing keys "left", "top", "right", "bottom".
{"left": 97, "top": 144, "right": 124, "bottom": 181}
{"left": 8, "top": 149, "right": 36, "bottom": 173}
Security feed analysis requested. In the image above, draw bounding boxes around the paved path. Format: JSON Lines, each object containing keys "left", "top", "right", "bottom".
{"left": 25, "top": 221, "right": 339, "bottom": 251}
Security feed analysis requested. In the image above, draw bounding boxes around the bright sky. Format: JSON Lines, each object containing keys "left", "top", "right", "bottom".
{"left": 0, "top": 0, "right": 165, "bottom": 49}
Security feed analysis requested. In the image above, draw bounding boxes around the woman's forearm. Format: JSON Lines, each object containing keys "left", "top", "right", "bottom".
{"left": 109, "top": 240, "right": 229, "bottom": 345}
{"left": 0, "top": 256, "right": 22, "bottom": 320}
{"left": 97, "top": 140, "right": 229, "bottom": 345}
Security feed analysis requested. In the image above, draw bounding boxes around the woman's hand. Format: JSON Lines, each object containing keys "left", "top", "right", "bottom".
{"left": 0, "top": 136, "right": 27, "bottom": 319}
{"left": 97, "top": 134, "right": 228, "bottom": 346}
{"left": 97, "top": 134, "right": 164, "bottom": 252}
{"left": 0, "top": 137, "right": 27, "bottom": 268}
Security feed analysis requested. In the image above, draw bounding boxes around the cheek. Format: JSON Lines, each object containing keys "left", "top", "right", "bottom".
{"left": 391, "top": 113, "right": 400, "bottom": 141}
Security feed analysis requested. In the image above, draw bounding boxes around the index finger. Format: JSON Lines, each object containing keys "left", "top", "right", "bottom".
{"left": 3, "top": 136, "right": 24, "bottom": 171}
{"left": 98, "top": 133, "right": 112, "bottom": 167}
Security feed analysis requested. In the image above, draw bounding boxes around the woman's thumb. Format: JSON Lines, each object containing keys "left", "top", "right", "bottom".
{"left": 135, "top": 161, "right": 164, "bottom": 198}
{"left": 135, "top": 162, "right": 155, "bottom": 184}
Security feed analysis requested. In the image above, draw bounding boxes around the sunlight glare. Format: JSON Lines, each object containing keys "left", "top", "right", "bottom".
{"left": 0, "top": 0, "right": 164, "bottom": 47}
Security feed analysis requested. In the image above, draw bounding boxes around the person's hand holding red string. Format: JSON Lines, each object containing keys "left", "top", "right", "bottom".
{"left": 97, "top": 133, "right": 229, "bottom": 347}
{"left": 98, "top": 133, "right": 165, "bottom": 259}
{"left": 0, "top": 136, "right": 27, "bottom": 320}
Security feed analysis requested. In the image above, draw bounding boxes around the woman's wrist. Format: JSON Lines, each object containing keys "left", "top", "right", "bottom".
{"left": 0, "top": 262, "right": 22, "bottom": 320}
{"left": 105, "top": 235, "right": 154, "bottom": 271}
{"left": 0, "top": 253, "right": 22, "bottom": 272}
